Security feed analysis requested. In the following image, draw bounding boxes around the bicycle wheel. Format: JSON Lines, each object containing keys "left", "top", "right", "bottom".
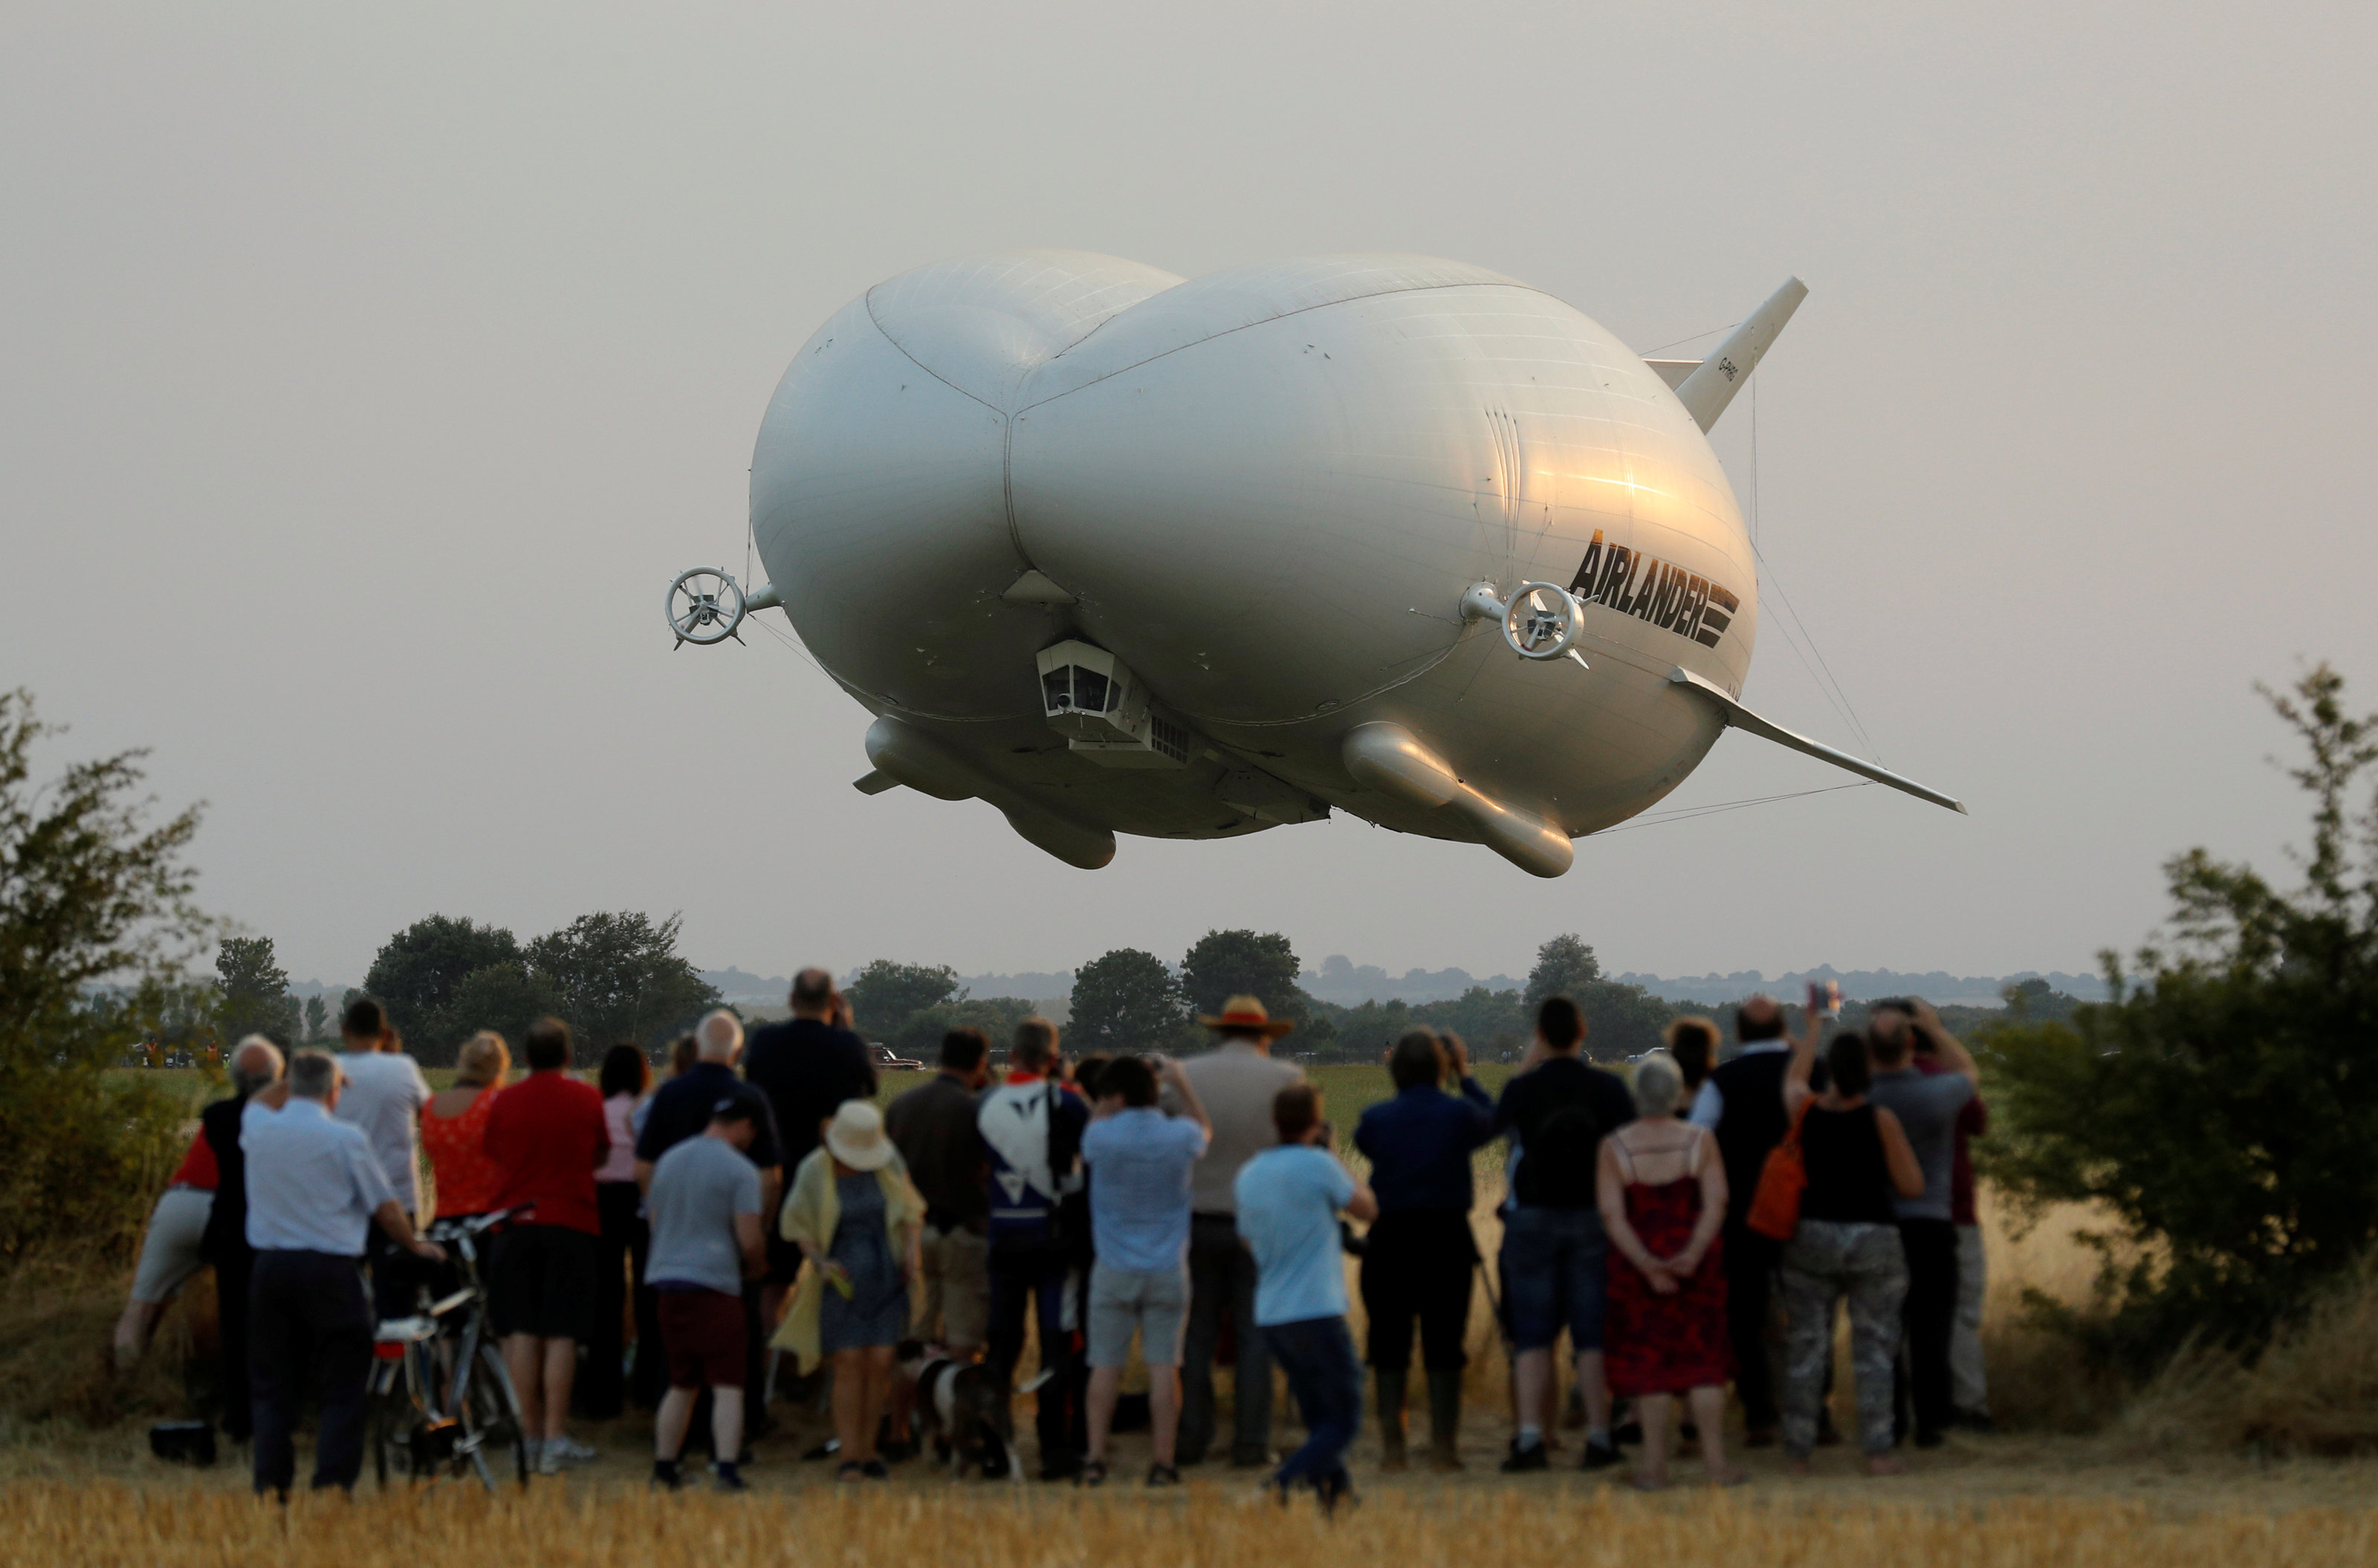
{"left": 461, "top": 1341, "right": 531, "bottom": 1489}
{"left": 366, "top": 1354, "right": 425, "bottom": 1489}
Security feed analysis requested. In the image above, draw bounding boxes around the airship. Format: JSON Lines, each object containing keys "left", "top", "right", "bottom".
{"left": 667, "top": 251, "right": 1961, "bottom": 877}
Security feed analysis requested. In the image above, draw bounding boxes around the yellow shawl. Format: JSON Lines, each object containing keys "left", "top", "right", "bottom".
{"left": 768, "top": 1145, "right": 925, "bottom": 1373}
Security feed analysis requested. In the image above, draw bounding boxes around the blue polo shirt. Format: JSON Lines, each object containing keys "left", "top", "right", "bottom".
{"left": 1082, "top": 1107, "right": 1208, "bottom": 1272}
{"left": 1352, "top": 1077, "right": 1496, "bottom": 1215}
{"left": 1234, "top": 1144, "right": 1357, "bottom": 1326}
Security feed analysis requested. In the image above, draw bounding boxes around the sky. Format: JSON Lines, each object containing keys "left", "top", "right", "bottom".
{"left": 4, "top": 3, "right": 2374, "bottom": 990}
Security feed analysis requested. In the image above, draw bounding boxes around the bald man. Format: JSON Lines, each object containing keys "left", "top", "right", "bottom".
{"left": 198, "top": 1034, "right": 286, "bottom": 1443}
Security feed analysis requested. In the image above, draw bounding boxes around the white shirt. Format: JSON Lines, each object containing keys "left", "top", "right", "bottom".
{"left": 243, "top": 1097, "right": 398, "bottom": 1255}
{"left": 1686, "top": 1039, "right": 1792, "bottom": 1130}
{"left": 334, "top": 1050, "right": 433, "bottom": 1214}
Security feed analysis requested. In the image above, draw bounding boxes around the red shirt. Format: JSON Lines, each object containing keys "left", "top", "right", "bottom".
{"left": 169, "top": 1130, "right": 218, "bottom": 1190}
{"left": 423, "top": 1086, "right": 507, "bottom": 1218}
{"left": 483, "top": 1070, "right": 609, "bottom": 1234}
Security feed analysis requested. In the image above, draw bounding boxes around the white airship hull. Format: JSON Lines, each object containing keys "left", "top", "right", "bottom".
{"left": 743, "top": 250, "right": 1885, "bottom": 876}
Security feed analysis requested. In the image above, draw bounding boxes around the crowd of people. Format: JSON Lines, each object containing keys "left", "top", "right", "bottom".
{"left": 119, "top": 970, "right": 1988, "bottom": 1506}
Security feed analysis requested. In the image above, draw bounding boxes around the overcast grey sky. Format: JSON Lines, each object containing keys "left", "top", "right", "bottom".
{"left": 4, "top": 3, "right": 2373, "bottom": 989}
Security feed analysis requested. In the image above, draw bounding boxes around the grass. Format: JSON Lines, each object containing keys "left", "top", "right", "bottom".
{"left": 0, "top": 1480, "right": 2372, "bottom": 1566}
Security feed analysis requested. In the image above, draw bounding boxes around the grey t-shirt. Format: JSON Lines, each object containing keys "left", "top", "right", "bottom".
{"left": 1867, "top": 1069, "right": 1975, "bottom": 1222}
{"left": 334, "top": 1050, "right": 433, "bottom": 1214}
{"left": 645, "top": 1134, "right": 762, "bottom": 1295}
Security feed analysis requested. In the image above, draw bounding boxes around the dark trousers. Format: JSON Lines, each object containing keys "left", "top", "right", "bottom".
{"left": 985, "top": 1246, "right": 1081, "bottom": 1468}
{"left": 1266, "top": 1315, "right": 1362, "bottom": 1495}
{"left": 1893, "top": 1218, "right": 1960, "bottom": 1442}
{"left": 1722, "top": 1221, "right": 1781, "bottom": 1431}
{"left": 366, "top": 1225, "right": 435, "bottom": 1323}
{"left": 249, "top": 1250, "right": 373, "bottom": 1496}
{"left": 629, "top": 1222, "right": 664, "bottom": 1407}
{"left": 583, "top": 1182, "right": 644, "bottom": 1419}
{"left": 1358, "top": 1211, "right": 1475, "bottom": 1371}
{"left": 210, "top": 1249, "right": 255, "bottom": 1441}
{"left": 1181, "top": 1212, "right": 1273, "bottom": 1465}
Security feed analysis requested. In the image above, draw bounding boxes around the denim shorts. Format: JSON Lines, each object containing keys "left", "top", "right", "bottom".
{"left": 1497, "top": 1206, "right": 1608, "bottom": 1352}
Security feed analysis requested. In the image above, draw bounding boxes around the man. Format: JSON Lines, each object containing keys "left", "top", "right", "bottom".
{"left": 1865, "top": 999, "right": 1980, "bottom": 1448}
{"left": 1235, "top": 1083, "right": 1377, "bottom": 1512}
{"left": 331, "top": 997, "right": 433, "bottom": 1321}
{"left": 483, "top": 1015, "right": 610, "bottom": 1475}
{"left": 1689, "top": 994, "right": 1820, "bottom": 1446}
{"left": 1352, "top": 1028, "right": 1495, "bottom": 1471}
{"left": 741, "top": 966, "right": 877, "bottom": 1306}
{"left": 644, "top": 1096, "right": 769, "bottom": 1492}
{"left": 1946, "top": 1084, "right": 1992, "bottom": 1429}
{"left": 1081, "top": 1053, "right": 1211, "bottom": 1485}
{"left": 1493, "top": 994, "right": 1635, "bottom": 1472}
{"left": 634, "top": 1009, "right": 784, "bottom": 1428}
{"left": 1174, "top": 994, "right": 1303, "bottom": 1468}
{"left": 198, "top": 1034, "right": 283, "bottom": 1442}
{"left": 977, "top": 1016, "right": 1089, "bottom": 1479}
{"left": 884, "top": 1027, "right": 993, "bottom": 1358}
{"left": 241, "top": 1049, "right": 444, "bottom": 1497}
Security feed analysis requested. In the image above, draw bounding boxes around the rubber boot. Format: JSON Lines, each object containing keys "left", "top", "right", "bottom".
{"left": 1427, "top": 1369, "right": 1465, "bottom": 1471}
{"left": 1375, "top": 1369, "right": 1408, "bottom": 1471}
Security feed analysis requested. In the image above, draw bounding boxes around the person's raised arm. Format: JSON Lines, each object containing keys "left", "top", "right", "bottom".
{"left": 1784, "top": 1020, "right": 1821, "bottom": 1118}
{"left": 1597, "top": 1138, "right": 1674, "bottom": 1293}
{"left": 1160, "top": 1057, "right": 1212, "bottom": 1137}
{"left": 1874, "top": 1107, "right": 1926, "bottom": 1199}
{"left": 1913, "top": 1001, "right": 1978, "bottom": 1088}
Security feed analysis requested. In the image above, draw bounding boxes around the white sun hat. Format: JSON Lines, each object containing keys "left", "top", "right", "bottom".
{"left": 824, "top": 1099, "right": 895, "bottom": 1172}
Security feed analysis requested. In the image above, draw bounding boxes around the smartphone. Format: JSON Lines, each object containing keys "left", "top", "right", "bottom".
{"left": 1807, "top": 979, "right": 1842, "bottom": 1018}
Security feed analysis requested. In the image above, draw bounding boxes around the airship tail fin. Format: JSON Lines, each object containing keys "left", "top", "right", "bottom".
{"left": 1669, "top": 667, "right": 1967, "bottom": 814}
{"left": 1671, "top": 277, "right": 1809, "bottom": 433}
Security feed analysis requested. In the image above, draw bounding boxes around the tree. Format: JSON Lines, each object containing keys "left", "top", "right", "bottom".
{"left": 527, "top": 910, "right": 719, "bottom": 1061}
{"left": 447, "top": 960, "right": 566, "bottom": 1051}
{"left": 1069, "top": 948, "right": 1188, "bottom": 1055}
{"left": 364, "top": 916, "right": 522, "bottom": 1063}
{"left": 302, "top": 994, "right": 328, "bottom": 1044}
{"left": 1990, "top": 665, "right": 2378, "bottom": 1370}
{"left": 1524, "top": 933, "right": 1676, "bottom": 1060}
{"left": 0, "top": 689, "right": 205, "bottom": 1263}
{"left": 1180, "top": 930, "right": 1305, "bottom": 1020}
{"left": 1524, "top": 934, "right": 1603, "bottom": 1009}
{"left": 215, "top": 935, "right": 299, "bottom": 1045}
{"left": 891, "top": 996, "right": 1038, "bottom": 1062}
{"left": 843, "top": 960, "right": 962, "bottom": 1043}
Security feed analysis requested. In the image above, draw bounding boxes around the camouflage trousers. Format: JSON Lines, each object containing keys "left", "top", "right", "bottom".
{"left": 1778, "top": 1220, "right": 1909, "bottom": 1458}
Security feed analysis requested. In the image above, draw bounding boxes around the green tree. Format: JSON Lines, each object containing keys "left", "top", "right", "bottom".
{"left": 364, "top": 915, "right": 522, "bottom": 1063}
{"left": 1990, "top": 665, "right": 2378, "bottom": 1370}
{"left": 302, "top": 994, "right": 328, "bottom": 1044}
{"left": 0, "top": 690, "right": 206, "bottom": 1263}
{"left": 447, "top": 960, "right": 566, "bottom": 1050}
{"left": 891, "top": 996, "right": 1038, "bottom": 1062}
{"left": 843, "top": 959, "right": 963, "bottom": 1043}
{"left": 527, "top": 910, "right": 718, "bottom": 1061}
{"left": 1069, "top": 948, "right": 1189, "bottom": 1055}
{"left": 1180, "top": 930, "right": 1305, "bottom": 1020}
{"left": 215, "top": 935, "right": 299, "bottom": 1045}
{"left": 1524, "top": 933, "right": 1676, "bottom": 1060}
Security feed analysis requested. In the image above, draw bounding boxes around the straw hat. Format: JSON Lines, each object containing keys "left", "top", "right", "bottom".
{"left": 1198, "top": 994, "right": 1296, "bottom": 1039}
{"left": 824, "top": 1099, "right": 895, "bottom": 1171}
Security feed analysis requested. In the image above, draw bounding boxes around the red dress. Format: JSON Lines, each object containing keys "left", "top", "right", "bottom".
{"left": 1604, "top": 1127, "right": 1731, "bottom": 1396}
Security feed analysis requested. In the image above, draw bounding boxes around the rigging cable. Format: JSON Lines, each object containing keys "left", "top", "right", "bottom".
{"left": 1591, "top": 781, "right": 1873, "bottom": 836}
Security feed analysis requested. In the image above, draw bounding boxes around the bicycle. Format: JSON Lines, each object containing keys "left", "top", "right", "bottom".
{"left": 366, "top": 1208, "right": 531, "bottom": 1491}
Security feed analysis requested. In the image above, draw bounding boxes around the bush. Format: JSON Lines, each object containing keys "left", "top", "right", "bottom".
{"left": 1989, "top": 665, "right": 2378, "bottom": 1373}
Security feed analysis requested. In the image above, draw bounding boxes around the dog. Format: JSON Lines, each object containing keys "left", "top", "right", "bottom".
{"left": 895, "top": 1341, "right": 1020, "bottom": 1481}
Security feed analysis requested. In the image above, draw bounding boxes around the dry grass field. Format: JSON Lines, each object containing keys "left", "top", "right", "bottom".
{"left": 19, "top": 1061, "right": 2377, "bottom": 1559}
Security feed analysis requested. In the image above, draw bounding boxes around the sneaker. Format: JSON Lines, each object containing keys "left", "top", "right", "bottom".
{"left": 1499, "top": 1440, "right": 1549, "bottom": 1474}
{"left": 1146, "top": 1463, "right": 1182, "bottom": 1487}
{"left": 537, "top": 1447, "right": 566, "bottom": 1477}
{"left": 1581, "top": 1440, "right": 1620, "bottom": 1471}
{"left": 545, "top": 1435, "right": 600, "bottom": 1465}
{"left": 713, "top": 1463, "right": 750, "bottom": 1493}
{"left": 860, "top": 1460, "right": 890, "bottom": 1480}
{"left": 650, "top": 1460, "right": 683, "bottom": 1491}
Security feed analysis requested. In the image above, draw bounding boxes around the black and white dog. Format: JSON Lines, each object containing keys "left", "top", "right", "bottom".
{"left": 895, "top": 1341, "right": 1020, "bottom": 1482}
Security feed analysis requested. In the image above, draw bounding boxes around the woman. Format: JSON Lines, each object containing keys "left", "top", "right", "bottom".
{"left": 421, "top": 1031, "right": 509, "bottom": 1221}
{"left": 583, "top": 1043, "right": 650, "bottom": 1419}
{"left": 1778, "top": 1028, "right": 1926, "bottom": 1474}
{"left": 1350, "top": 1028, "right": 1494, "bottom": 1471}
{"left": 1598, "top": 1050, "right": 1737, "bottom": 1489}
{"left": 1663, "top": 1016, "right": 1720, "bottom": 1099}
{"left": 771, "top": 1099, "right": 923, "bottom": 1481}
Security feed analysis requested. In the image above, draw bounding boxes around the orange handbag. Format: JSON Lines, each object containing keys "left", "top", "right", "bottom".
{"left": 1746, "top": 1101, "right": 1813, "bottom": 1241}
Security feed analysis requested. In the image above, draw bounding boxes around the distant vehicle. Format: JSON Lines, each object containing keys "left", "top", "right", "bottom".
{"left": 870, "top": 1043, "right": 926, "bottom": 1072}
